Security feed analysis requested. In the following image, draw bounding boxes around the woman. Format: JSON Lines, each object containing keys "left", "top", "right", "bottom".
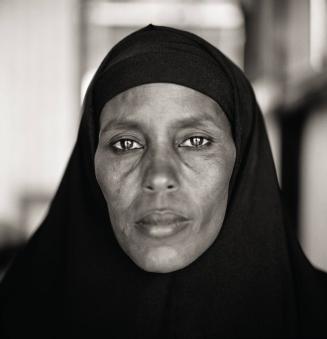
{"left": 0, "top": 25, "right": 326, "bottom": 338}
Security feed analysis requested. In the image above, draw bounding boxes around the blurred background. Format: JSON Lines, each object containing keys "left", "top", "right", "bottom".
{"left": 1, "top": 0, "right": 327, "bottom": 278}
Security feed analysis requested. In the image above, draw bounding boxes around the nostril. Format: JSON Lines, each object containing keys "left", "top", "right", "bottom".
{"left": 143, "top": 183, "right": 176, "bottom": 192}
{"left": 145, "top": 185, "right": 175, "bottom": 192}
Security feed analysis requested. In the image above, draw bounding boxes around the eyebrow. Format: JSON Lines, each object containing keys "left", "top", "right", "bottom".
{"left": 100, "top": 112, "right": 222, "bottom": 135}
{"left": 101, "top": 120, "right": 142, "bottom": 133}
{"left": 174, "top": 116, "right": 220, "bottom": 129}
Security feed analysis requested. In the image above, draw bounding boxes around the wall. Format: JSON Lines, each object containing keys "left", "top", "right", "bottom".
{"left": 0, "top": 0, "right": 80, "bottom": 240}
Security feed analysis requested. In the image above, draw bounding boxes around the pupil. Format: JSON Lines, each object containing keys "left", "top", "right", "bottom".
{"left": 192, "top": 137, "right": 202, "bottom": 146}
{"left": 123, "top": 140, "right": 133, "bottom": 149}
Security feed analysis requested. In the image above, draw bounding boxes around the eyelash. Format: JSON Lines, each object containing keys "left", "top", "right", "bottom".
{"left": 110, "top": 136, "right": 212, "bottom": 153}
{"left": 110, "top": 139, "right": 143, "bottom": 152}
{"left": 179, "top": 136, "right": 211, "bottom": 148}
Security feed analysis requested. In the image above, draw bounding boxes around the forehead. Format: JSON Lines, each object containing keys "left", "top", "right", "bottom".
{"left": 99, "top": 83, "right": 226, "bottom": 129}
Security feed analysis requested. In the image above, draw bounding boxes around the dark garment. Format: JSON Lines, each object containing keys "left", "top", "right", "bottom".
{"left": 0, "top": 25, "right": 326, "bottom": 338}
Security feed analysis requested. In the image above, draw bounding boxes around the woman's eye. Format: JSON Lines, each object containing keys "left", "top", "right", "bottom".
{"left": 111, "top": 139, "right": 143, "bottom": 152}
{"left": 179, "top": 136, "right": 211, "bottom": 148}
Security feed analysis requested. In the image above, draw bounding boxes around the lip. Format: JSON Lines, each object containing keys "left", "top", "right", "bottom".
{"left": 135, "top": 210, "right": 191, "bottom": 239}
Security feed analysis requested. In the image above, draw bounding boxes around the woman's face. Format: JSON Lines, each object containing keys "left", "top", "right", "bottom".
{"left": 95, "top": 83, "right": 235, "bottom": 273}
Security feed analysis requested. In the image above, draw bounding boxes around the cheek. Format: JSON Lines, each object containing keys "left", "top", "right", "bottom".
{"left": 94, "top": 150, "right": 137, "bottom": 214}
{"left": 192, "top": 162, "right": 229, "bottom": 228}
{"left": 184, "top": 150, "right": 233, "bottom": 199}
{"left": 182, "top": 147, "right": 234, "bottom": 231}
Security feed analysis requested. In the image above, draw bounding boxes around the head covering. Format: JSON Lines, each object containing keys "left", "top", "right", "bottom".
{"left": 1, "top": 25, "right": 326, "bottom": 338}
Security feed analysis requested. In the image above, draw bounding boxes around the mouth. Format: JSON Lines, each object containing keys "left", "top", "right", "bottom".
{"left": 135, "top": 210, "right": 191, "bottom": 239}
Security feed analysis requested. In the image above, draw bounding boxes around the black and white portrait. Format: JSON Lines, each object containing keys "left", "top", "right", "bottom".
{"left": 1, "top": 1, "right": 327, "bottom": 338}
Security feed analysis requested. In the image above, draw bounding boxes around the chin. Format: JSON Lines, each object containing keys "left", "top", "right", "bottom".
{"left": 133, "top": 246, "right": 195, "bottom": 273}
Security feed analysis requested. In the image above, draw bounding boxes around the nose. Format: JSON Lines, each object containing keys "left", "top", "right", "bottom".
{"left": 142, "top": 156, "right": 179, "bottom": 193}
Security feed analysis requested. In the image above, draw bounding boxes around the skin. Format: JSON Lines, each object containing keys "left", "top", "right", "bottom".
{"left": 95, "top": 83, "right": 236, "bottom": 273}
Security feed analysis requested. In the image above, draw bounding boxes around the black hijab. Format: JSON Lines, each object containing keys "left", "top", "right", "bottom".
{"left": 1, "top": 25, "right": 326, "bottom": 339}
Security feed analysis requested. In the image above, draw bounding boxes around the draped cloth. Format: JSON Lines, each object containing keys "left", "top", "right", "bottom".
{"left": 1, "top": 25, "right": 326, "bottom": 338}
